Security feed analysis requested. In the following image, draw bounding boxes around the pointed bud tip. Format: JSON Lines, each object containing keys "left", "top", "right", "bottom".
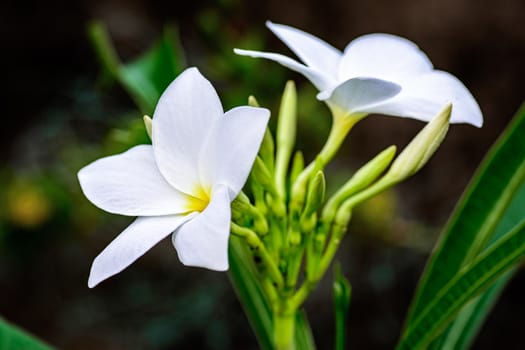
{"left": 248, "top": 95, "right": 260, "bottom": 107}
{"left": 143, "top": 115, "right": 153, "bottom": 139}
{"left": 387, "top": 103, "right": 453, "bottom": 181}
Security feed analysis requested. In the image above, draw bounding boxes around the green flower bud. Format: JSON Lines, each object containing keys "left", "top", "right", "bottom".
{"left": 330, "top": 104, "right": 453, "bottom": 212}
{"left": 387, "top": 103, "right": 452, "bottom": 181}
{"left": 289, "top": 230, "right": 302, "bottom": 246}
{"left": 303, "top": 171, "right": 326, "bottom": 218}
{"left": 275, "top": 80, "right": 297, "bottom": 198}
{"left": 322, "top": 145, "right": 396, "bottom": 222}
{"left": 252, "top": 156, "right": 279, "bottom": 197}
{"left": 259, "top": 128, "right": 275, "bottom": 172}
{"left": 248, "top": 95, "right": 260, "bottom": 107}
{"left": 289, "top": 151, "right": 304, "bottom": 185}
{"left": 143, "top": 115, "right": 153, "bottom": 139}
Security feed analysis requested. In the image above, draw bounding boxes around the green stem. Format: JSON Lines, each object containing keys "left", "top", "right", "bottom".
{"left": 274, "top": 311, "right": 297, "bottom": 350}
{"left": 291, "top": 112, "right": 364, "bottom": 210}
{"left": 286, "top": 243, "right": 305, "bottom": 289}
{"left": 289, "top": 223, "right": 348, "bottom": 310}
{"left": 231, "top": 223, "right": 284, "bottom": 288}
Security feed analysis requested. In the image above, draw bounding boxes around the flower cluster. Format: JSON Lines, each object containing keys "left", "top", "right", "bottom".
{"left": 78, "top": 24, "right": 484, "bottom": 350}
{"left": 78, "top": 21, "right": 483, "bottom": 350}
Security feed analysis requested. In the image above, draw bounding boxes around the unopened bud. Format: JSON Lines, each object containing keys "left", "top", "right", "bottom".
{"left": 303, "top": 171, "right": 326, "bottom": 217}
{"left": 252, "top": 156, "right": 278, "bottom": 197}
{"left": 346, "top": 145, "right": 396, "bottom": 192}
{"left": 259, "top": 128, "right": 275, "bottom": 172}
{"left": 322, "top": 145, "right": 396, "bottom": 222}
{"left": 277, "top": 81, "right": 297, "bottom": 152}
{"left": 387, "top": 103, "right": 452, "bottom": 181}
{"left": 275, "top": 81, "right": 297, "bottom": 197}
{"left": 289, "top": 230, "right": 302, "bottom": 246}
{"left": 143, "top": 115, "right": 153, "bottom": 139}
{"left": 289, "top": 151, "right": 304, "bottom": 185}
{"left": 248, "top": 95, "right": 260, "bottom": 107}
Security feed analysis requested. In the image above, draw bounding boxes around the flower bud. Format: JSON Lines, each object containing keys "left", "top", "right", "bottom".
{"left": 259, "top": 128, "right": 275, "bottom": 172}
{"left": 289, "top": 151, "right": 304, "bottom": 185}
{"left": 248, "top": 95, "right": 260, "bottom": 107}
{"left": 251, "top": 156, "right": 279, "bottom": 197}
{"left": 275, "top": 80, "right": 297, "bottom": 197}
{"left": 387, "top": 103, "right": 452, "bottom": 181}
{"left": 143, "top": 115, "right": 153, "bottom": 139}
{"left": 322, "top": 145, "right": 396, "bottom": 222}
{"left": 303, "top": 170, "right": 326, "bottom": 218}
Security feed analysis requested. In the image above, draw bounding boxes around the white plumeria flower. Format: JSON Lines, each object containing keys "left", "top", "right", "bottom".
{"left": 235, "top": 21, "right": 483, "bottom": 127}
{"left": 78, "top": 67, "right": 270, "bottom": 288}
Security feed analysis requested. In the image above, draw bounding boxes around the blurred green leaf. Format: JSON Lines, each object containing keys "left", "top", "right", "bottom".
{"left": 396, "top": 218, "right": 525, "bottom": 350}
{"left": 295, "top": 311, "right": 317, "bottom": 350}
{"left": 229, "top": 237, "right": 316, "bottom": 350}
{"left": 0, "top": 317, "right": 53, "bottom": 350}
{"left": 400, "top": 102, "right": 525, "bottom": 348}
{"left": 88, "top": 21, "right": 186, "bottom": 114}
{"left": 333, "top": 263, "right": 351, "bottom": 350}
{"left": 228, "top": 236, "right": 274, "bottom": 350}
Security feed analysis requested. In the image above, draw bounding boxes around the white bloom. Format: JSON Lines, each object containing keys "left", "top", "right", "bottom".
{"left": 235, "top": 21, "right": 482, "bottom": 127}
{"left": 78, "top": 67, "right": 270, "bottom": 287}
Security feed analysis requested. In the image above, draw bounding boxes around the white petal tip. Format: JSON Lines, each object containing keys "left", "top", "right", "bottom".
{"left": 316, "top": 90, "right": 330, "bottom": 100}
{"left": 179, "top": 257, "right": 229, "bottom": 271}
{"left": 87, "top": 275, "right": 100, "bottom": 289}
{"left": 233, "top": 48, "right": 257, "bottom": 57}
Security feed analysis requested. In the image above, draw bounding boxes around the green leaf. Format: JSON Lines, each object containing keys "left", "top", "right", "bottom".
{"left": 228, "top": 236, "right": 275, "bottom": 350}
{"left": 437, "top": 270, "right": 513, "bottom": 350}
{"left": 229, "top": 236, "right": 316, "bottom": 350}
{"left": 396, "top": 219, "right": 525, "bottom": 350}
{"left": 0, "top": 317, "right": 53, "bottom": 350}
{"left": 87, "top": 21, "right": 186, "bottom": 114}
{"left": 333, "top": 263, "right": 351, "bottom": 350}
{"left": 403, "top": 103, "right": 525, "bottom": 331}
{"left": 432, "top": 178, "right": 525, "bottom": 349}
{"left": 295, "top": 310, "right": 317, "bottom": 350}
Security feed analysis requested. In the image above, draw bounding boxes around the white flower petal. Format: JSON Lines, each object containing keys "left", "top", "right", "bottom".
{"left": 358, "top": 71, "right": 483, "bottom": 127}
{"left": 234, "top": 48, "right": 334, "bottom": 91}
{"left": 266, "top": 21, "right": 342, "bottom": 79}
{"left": 152, "top": 67, "right": 223, "bottom": 195}
{"left": 78, "top": 145, "right": 190, "bottom": 216}
{"left": 338, "top": 33, "right": 433, "bottom": 82}
{"left": 317, "top": 77, "right": 401, "bottom": 114}
{"left": 88, "top": 214, "right": 196, "bottom": 287}
{"left": 173, "top": 185, "right": 231, "bottom": 271}
{"left": 199, "top": 106, "right": 270, "bottom": 196}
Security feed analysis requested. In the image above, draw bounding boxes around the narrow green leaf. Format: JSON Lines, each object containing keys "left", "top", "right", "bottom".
{"left": 0, "top": 317, "right": 53, "bottom": 350}
{"left": 440, "top": 270, "right": 512, "bottom": 350}
{"left": 86, "top": 21, "right": 120, "bottom": 79}
{"left": 404, "top": 103, "right": 525, "bottom": 328}
{"left": 396, "top": 219, "right": 525, "bottom": 350}
{"left": 88, "top": 21, "right": 186, "bottom": 114}
{"left": 333, "top": 263, "right": 351, "bottom": 350}
{"left": 228, "top": 236, "right": 274, "bottom": 350}
{"left": 295, "top": 310, "right": 317, "bottom": 350}
{"left": 119, "top": 26, "right": 185, "bottom": 113}
{"left": 432, "top": 178, "right": 525, "bottom": 349}
{"left": 229, "top": 236, "right": 316, "bottom": 350}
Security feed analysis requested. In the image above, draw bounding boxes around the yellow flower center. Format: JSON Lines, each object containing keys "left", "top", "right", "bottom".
{"left": 185, "top": 184, "right": 211, "bottom": 213}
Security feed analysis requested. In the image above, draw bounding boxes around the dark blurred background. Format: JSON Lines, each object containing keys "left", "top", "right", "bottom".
{"left": 2, "top": 0, "right": 525, "bottom": 349}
